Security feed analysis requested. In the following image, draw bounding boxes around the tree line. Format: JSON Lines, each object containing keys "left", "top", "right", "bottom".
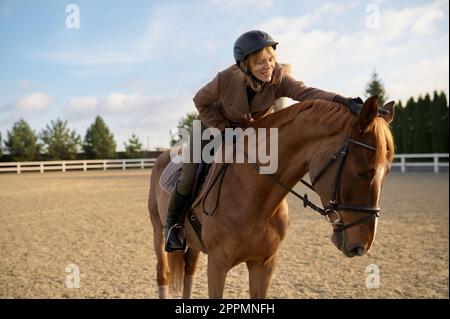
{"left": 363, "top": 70, "right": 448, "bottom": 154}
{"left": 1, "top": 71, "right": 448, "bottom": 162}
{"left": 0, "top": 116, "right": 145, "bottom": 162}
{"left": 390, "top": 91, "right": 448, "bottom": 154}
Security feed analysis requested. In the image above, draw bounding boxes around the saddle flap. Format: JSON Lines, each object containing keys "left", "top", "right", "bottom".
{"left": 159, "top": 160, "right": 184, "bottom": 195}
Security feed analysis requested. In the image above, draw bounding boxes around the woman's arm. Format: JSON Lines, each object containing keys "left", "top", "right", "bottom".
{"left": 193, "top": 74, "right": 231, "bottom": 131}
{"left": 277, "top": 74, "right": 345, "bottom": 102}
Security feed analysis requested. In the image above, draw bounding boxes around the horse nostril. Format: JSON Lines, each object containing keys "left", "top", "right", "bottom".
{"left": 352, "top": 246, "right": 366, "bottom": 256}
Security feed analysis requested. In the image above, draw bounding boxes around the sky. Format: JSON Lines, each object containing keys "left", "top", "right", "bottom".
{"left": 0, "top": 0, "right": 448, "bottom": 151}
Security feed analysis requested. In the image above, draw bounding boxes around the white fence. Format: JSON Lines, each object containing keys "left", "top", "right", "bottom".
{"left": 0, "top": 158, "right": 157, "bottom": 174}
{"left": 0, "top": 154, "right": 448, "bottom": 174}
{"left": 392, "top": 153, "right": 449, "bottom": 173}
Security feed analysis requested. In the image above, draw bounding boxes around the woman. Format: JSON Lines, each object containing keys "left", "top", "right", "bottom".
{"left": 165, "top": 30, "right": 363, "bottom": 252}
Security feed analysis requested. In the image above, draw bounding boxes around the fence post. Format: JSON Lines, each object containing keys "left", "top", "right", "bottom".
{"left": 434, "top": 155, "right": 439, "bottom": 173}
{"left": 83, "top": 161, "right": 87, "bottom": 172}
{"left": 141, "top": 159, "right": 144, "bottom": 169}
{"left": 122, "top": 160, "right": 126, "bottom": 170}
{"left": 40, "top": 163, "right": 44, "bottom": 173}
{"left": 400, "top": 156, "right": 406, "bottom": 173}
{"left": 103, "top": 160, "right": 106, "bottom": 171}
{"left": 62, "top": 162, "right": 66, "bottom": 172}
{"left": 17, "top": 163, "right": 21, "bottom": 174}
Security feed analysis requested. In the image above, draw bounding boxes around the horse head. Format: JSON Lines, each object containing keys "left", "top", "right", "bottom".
{"left": 309, "top": 96, "right": 395, "bottom": 257}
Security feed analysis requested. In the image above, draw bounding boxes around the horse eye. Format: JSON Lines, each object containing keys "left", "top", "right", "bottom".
{"left": 357, "top": 169, "right": 375, "bottom": 179}
{"left": 357, "top": 171, "right": 369, "bottom": 178}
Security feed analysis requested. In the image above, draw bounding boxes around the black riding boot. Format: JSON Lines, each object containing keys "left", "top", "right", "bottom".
{"left": 164, "top": 189, "right": 190, "bottom": 252}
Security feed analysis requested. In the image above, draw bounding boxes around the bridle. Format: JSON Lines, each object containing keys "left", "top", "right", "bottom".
{"left": 257, "top": 137, "right": 381, "bottom": 233}
{"left": 204, "top": 136, "right": 381, "bottom": 233}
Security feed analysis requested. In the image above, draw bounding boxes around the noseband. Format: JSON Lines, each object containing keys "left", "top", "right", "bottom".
{"left": 259, "top": 137, "right": 380, "bottom": 233}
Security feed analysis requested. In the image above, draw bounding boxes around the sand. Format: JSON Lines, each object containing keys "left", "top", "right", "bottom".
{"left": 0, "top": 170, "right": 448, "bottom": 298}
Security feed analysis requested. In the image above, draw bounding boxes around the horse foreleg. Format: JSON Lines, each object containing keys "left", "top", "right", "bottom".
{"left": 207, "top": 252, "right": 230, "bottom": 299}
{"left": 183, "top": 248, "right": 200, "bottom": 299}
{"left": 246, "top": 256, "right": 277, "bottom": 299}
{"left": 150, "top": 207, "right": 170, "bottom": 298}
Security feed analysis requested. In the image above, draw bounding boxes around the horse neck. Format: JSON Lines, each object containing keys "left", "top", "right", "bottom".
{"left": 236, "top": 110, "right": 352, "bottom": 215}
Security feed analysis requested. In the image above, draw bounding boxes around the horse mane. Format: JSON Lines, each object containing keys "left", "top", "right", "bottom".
{"left": 368, "top": 117, "right": 395, "bottom": 165}
{"left": 252, "top": 99, "right": 356, "bottom": 133}
{"left": 251, "top": 99, "right": 395, "bottom": 165}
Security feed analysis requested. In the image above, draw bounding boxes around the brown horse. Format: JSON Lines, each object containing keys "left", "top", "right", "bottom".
{"left": 148, "top": 95, "right": 395, "bottom": 298}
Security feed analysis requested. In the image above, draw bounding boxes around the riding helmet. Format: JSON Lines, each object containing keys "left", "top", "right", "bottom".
{"left": 233, "top": 30, "right": 278, "bottom": 63}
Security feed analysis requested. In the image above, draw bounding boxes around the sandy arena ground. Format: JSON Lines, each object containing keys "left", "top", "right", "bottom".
{"left": 0, "top": 169, "right": 448, "bottom": 298}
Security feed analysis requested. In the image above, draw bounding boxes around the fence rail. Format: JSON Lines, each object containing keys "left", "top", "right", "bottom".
{"left": 0, "top": 158, "right": 157, "bottom": 174}
{"left": 0, "top": 153, "right": 448, "bottom": 174}
{"left": 391, "top": 153, "right": 449, "bottom": 173}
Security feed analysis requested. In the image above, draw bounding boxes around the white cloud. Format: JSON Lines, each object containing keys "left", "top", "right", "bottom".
{"left": 209, "top": 0, "right": 273, "bottom": 10}
{"left": 40, "top": 50, "right": 139, "bottom": 66}
{"left": 373, "top": 2, "right": 445, "bottom": 39}
{"left": 260, "top": 2, "right": 356, "bottom": 33}
{"left": 66, "top": 96, "right": 98, "bottom": 114}
{"left": 411, "top": 6, "right": 444, "bottom": 35}
{"left": 388, "top": 56, "right": 449, "bottom": 103}
{"left": 256, "top": 1, "right": 449, "bottom": 102}
{"left": 38, "top": 2, "right": 191, "bottom": 67}
{"left": 15, "top": 92, "right": 52, "bottom": 111}
{"left": 61, "top": 91, "right": 196, "bottom": 149}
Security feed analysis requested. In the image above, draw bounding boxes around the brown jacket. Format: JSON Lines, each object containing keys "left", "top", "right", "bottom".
{"left": 193, "top": 63, "right": 340, "bottom": 131}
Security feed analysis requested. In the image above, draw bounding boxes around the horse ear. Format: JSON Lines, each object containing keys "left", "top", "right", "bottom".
{"left": 358, "top": 95, "right": 378, "bottom": 132}
{"left": 381, "top": 101, "right": 395, "bottom": 124}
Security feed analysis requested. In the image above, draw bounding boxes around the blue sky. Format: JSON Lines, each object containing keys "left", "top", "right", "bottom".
{"left": 0, "top": 0, "right": 448, "bottom": 150}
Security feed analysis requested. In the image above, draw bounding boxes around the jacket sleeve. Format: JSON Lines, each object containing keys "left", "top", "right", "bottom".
{"left": 277, "top": 74, "right": 343, "bottom": 102}
{"left": 193, "top": 74, "right": 231, "bottom": 131}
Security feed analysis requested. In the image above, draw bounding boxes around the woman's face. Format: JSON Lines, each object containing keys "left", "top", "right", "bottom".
{"left": 248, "top": 47, "right": 276, "bottom": 82}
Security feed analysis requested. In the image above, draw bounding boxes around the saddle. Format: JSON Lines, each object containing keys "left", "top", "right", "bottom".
{"left": 159, "top": 152, "right": 222, "bottom": 249}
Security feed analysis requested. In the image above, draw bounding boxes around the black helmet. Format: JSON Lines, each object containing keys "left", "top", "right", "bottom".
{"left": 233, "top": 30, "right": 278, "bottom": 63}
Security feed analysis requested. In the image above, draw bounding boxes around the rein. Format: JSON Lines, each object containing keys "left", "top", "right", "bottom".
{"left": 202, "top": 136, "right": 381, "bottom": 232}
{"left": 255, "top": 137, "right": 381, "bottom": 232}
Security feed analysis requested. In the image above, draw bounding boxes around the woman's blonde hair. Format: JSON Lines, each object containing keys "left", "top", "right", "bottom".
{"left": 239, "top": 46, "right": 277, "bottom": 91}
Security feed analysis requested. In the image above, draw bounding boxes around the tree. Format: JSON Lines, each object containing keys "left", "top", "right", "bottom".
{"left": 364, "top": 69, "right": 387, "bottom": 107}
{"left": 4, "top": 119, "right": 40, "bottom": 161}
{"left": 402, "top": 97, "right": 415, "bottom": 153}
{"left": 83, "top": 116, "right": 117, "bottom": 159}
{"left": 170, "top": 111, "right": 198, "bottom": 147}
{"left": 413, "top": 94, "right": 433, "bottom": 153}
{"left": 391, "top": 100, "right": 404, "bottom": 153}
{"left": 124, "top": 133, "right": 143, "bottom": 158}
{"left": 440, "top": 91, "right": 449, "bottom": 153}
{"left": 40, "top": 118, "right": 81, "bottom": 160}
{"left": 431, "top": 91, "right": 449, "bottom": 153}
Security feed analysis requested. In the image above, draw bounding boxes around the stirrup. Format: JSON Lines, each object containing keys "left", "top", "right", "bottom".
{"left": 165, "top": 223, "right": 186, "bottom": 252}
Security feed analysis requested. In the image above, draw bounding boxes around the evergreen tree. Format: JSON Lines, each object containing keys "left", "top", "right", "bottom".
{"left": 431, "top": 91, "right": 449, "bottom": 153}
{"left": 0, "top": 132, "right": 3, "bottom": 159}
{"left": 402, "top": 97, "right": 415, "bottom": 153}
{"left": 124, "top": 133, "right": 143, "bottom": 158}
{"left": 40, "top": 118, "right": 81, "bottom": 160}
{"left": 440, "top": 92, "right": 449, "bottom": 153}
{"left": 392, "top": 100, "right": 404, "bottom": 153}
{"left": 364, "top": 69, "right": 387, "bottom": 107}
{"left": 413, "top": 96, "right": 431, "bottom": 153}
{"left": 83, "top": 116, "right": 117, "bottom": 159}
{"left": 4, "top": 119, "right": 40, "bottom": 161}
{"left": 170, "top": 112, "right": 198, "bottom": 147}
